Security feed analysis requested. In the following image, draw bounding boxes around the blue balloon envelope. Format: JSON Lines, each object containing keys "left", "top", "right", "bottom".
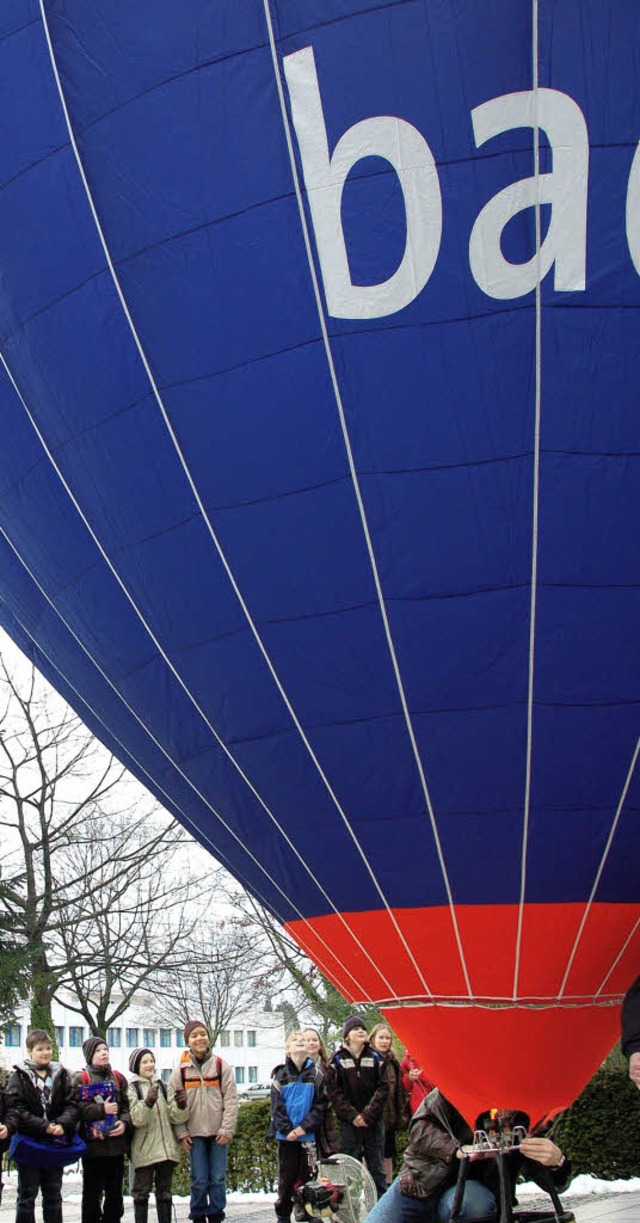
{"left": 0, "top": 0, "right": 639, "bottom": 1121}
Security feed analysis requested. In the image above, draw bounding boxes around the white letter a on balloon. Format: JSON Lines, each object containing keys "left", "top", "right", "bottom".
{"left": 283, "top": 45, "right": 442, "bottom": 319}
{"left": 469, "top": 89, "right": 588, "bottom": 300}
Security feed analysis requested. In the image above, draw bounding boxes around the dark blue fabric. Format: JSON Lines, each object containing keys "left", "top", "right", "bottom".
{"left": 0, "top": 1, "right": 637, "bottom": 939}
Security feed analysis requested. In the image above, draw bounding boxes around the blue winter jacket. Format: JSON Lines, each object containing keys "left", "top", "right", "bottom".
{"left": 270, "top": 1056, "right": 326, "bottom": 1142}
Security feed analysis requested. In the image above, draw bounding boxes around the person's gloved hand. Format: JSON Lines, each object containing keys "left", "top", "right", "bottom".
{"left": 174, "top": 1087, "right": 188, "bottom": 1109}
{"left": 146, "top": 1083, "right": 159, "bottom": 1107}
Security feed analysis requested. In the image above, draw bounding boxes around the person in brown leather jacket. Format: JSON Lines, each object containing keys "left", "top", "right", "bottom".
{"left": 363, "top": 1089, "right": 571, "bottom": 1223}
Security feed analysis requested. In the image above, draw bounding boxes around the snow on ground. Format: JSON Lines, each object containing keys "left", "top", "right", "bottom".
{"left": 518, "top": 1175, "right": 640, "bottom": 1200}
{"left": 50, "top": 1168, "right": 640, "bottom": 1208}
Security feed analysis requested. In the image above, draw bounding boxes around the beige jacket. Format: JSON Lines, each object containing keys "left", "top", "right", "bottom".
{"left": 128, "top": 1077, "right": 188, "bottom": 1168}
{"left": 170, "top": 1049, "right": 238, "bottom": 1140}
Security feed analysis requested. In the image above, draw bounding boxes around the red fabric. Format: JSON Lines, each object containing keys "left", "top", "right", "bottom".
{"left": 286, "top": 901, "right": 640, "bottom": 1124}
{"left": 400, "top": 1054, "right": 435, "bottom": 1115}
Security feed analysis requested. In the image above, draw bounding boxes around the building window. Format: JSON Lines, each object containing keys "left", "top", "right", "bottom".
{"left": 143, "top": 1029, "right": 156, "bottom": 1047}
{"left": 108, "top": 1028, "right": 122, "bottom": 1048}
{"left": 176, "top": 1030, "right": 185, "bottom": 1048}
{"left": 248, "top": 1066, "right": 258, "bottom": 1083}
{"left": 219, "top": 1031, "right": 230, "bottom": 1047}
{"left": 235, "top": 1066, "right": 245, "bottom": 1085}
{"left": 55, "top": 1027, "right": 64, "bottom": 1048}
{"left": 247, "top": 1030, "right": 257, "bottom": 1048}
{"left": 69, "top": 1027, "right": 84, "bottom": 1047}
{"left": 161, "top": 1068, "right": 171, "bottom": 1083}
{"left": 126, "top": 1028, "right": 139, "bottom": 1048}
{"left": 160, "top": 1029, "right": 172, "bottom": 1048}
{"left": 233, "top": 1030, "right": 243, "bottom": 1047}
{"left": 4, "top": 1024, "right": 21, "bottom": 1047}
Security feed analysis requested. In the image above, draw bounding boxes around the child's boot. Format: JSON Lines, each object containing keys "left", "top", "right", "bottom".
{"left": 156, "top": 1199, "right": 172, "bottom": 1223}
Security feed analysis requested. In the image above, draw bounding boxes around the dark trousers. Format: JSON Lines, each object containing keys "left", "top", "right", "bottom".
{"left": 132, "top": 1162, "right": 175, "bottom": 1204}
{"left": 340, "top": 1120, "right": 387, "bottom": 1198}
{"left": 82, "top": 1156, "right": 125, "bottom": 1223}
{"left": 275, "top": 1142, "right": 314, "bottom": 1220}
{"left": 16, "top": 1164, "right": 63, "bottom": 1223}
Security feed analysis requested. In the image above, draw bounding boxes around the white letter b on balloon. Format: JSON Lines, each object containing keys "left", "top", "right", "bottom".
{"left": 283, "top": 46, "right": 442, "bottom": 319}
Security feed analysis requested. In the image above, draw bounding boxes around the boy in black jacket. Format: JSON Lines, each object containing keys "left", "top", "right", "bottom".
{"left": 325, "top": 1016, "right": 388, "bottom": 1198}
{"left": 73, "top": 1037, "right": 131, "bottom": 1223}
{"left": 6, "top": 1028, "right": 79, "bottom": 1223}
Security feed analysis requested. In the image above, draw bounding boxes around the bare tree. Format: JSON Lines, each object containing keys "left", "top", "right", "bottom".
{"left": 151, "top": 914, "right": 266, "bottom": 1041}
{"left": 0, "top": 647, "right": 207, "bottom": 1035}
{"left": 226, "top": 888, "right": 383, "bottom": 1040}
{"left": 52, "top": 809, "right": 206, "bottom": 1036}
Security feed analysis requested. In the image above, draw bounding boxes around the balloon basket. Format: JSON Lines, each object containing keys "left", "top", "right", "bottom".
{"left": 449, "top": 1151, "right": 574, "bottom": 1223}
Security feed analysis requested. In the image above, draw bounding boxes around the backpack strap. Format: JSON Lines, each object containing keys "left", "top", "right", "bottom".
{"left": 180, "top": 1051, "right": 223, "bottom": 1090}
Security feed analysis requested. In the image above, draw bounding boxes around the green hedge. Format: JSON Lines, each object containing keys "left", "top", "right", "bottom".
{"left": 172, "top": 1101, "right": 278, "bottom": 1195}
{"left": 554, "top": 1066, "right": 640, "bottom": 1180}
{"left": 169, "top": 1068, "right": 640, "bottom": 1196}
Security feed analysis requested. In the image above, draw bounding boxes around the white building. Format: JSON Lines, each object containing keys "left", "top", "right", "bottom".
{"left": 2, "top": 989, "right": 284, "bottom": 1090}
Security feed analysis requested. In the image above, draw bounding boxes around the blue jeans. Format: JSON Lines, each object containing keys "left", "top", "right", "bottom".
{"left": 189, "top": 1136, "right": 228, "bottom": 1221}
{"left": 436, "top": 1182, "right": 497, "bottom": 1221}
{"left": 363, "top": 1177, "right": 497, "bottom": 1223}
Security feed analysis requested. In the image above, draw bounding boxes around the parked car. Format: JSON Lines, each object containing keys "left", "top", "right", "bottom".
{"left": 238, "top": 1082, "right": 271, "bottom": 1101}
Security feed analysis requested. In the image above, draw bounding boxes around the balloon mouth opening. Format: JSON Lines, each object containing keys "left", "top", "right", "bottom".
{"left": 379, "top": 994, "right": 622, "bottom": 1010}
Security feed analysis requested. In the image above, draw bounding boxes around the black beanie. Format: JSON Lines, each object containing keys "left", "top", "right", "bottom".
{"left": 343, "top": 1015, "right": 368, "bottom": 1040}
{"left": 83, "top": 1036, "right": 108, "bottom": 1066}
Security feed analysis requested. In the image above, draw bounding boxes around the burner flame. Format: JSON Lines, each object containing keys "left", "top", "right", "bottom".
{"left": 490, "top": 1108, "right": 499, "bottom": 1122}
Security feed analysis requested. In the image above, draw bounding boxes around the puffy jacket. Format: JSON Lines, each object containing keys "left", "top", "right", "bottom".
{"left": 170, "top": 1049, "right": 237, "bottom": 1140}
{"left": 621, "top": 974, "right": 640, "bottom": 1058}
{"left": 128, "top": 1077, "right": 189, "bottom": 1168}
{"left": 270, "top": 1056, "right": 326, "bottom": 1143}
{"left": 325, "top": 1042, "right": 387, "bottom": 1125}
{"left": 73, "top": 1065, "right": 131, "bottom": 1159}
{"left": 0, "top": 1084, "right": 17, "bottom": 1154}
{"left": 7, "top": 1062, "right": 80, "bottom": 1140}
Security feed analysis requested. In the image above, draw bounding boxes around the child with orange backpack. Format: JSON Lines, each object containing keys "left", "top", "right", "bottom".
{"left": 170, "top": 1021, "right": 238, "bottom": 1223}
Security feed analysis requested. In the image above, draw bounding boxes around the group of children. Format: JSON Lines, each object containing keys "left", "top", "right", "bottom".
{"left": 0, "top": 1020, "right": 237, "bottom": 1223}
{"left": 271, "top": 1018, "right": 431, "bottom": 1223}
{"left": 0, "top": 1015, "right": 428, "bottom": 1223}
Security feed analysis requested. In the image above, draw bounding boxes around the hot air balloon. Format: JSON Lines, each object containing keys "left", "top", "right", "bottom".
{"left": 0, "top": 0, "right": 638, "bottom": 1126}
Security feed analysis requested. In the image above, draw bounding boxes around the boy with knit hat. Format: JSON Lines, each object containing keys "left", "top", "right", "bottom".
{"left": 128, "top": 1047, "right": 188, "bottom": 1223}
{"left": 170, "top": 1020, "right": 238, "bottom": 1223}
{"left": 325, "top": 1016, "right": 388, "bottom": 1198}
{"left": 74, "top": 1036, "right": 131, "bottom": 1223}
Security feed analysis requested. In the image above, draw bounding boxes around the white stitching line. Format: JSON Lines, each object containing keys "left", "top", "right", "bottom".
{"left": 513, "top": 0, "right": 542, "bottom": 1001}
{"left": 0, "top": 507, "right": 372, "bottom": 1003}
{"left": 2, "top": 338, "right": 386, "bottom": 996}
{"left": 263, "top": 0, "right": 468, "bottom": 998}
{"left": 38, "top": 0, "right": 428, "bottom": 1002}
{"left": 558, "top": 734, "right": 640, "bottom": 999}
